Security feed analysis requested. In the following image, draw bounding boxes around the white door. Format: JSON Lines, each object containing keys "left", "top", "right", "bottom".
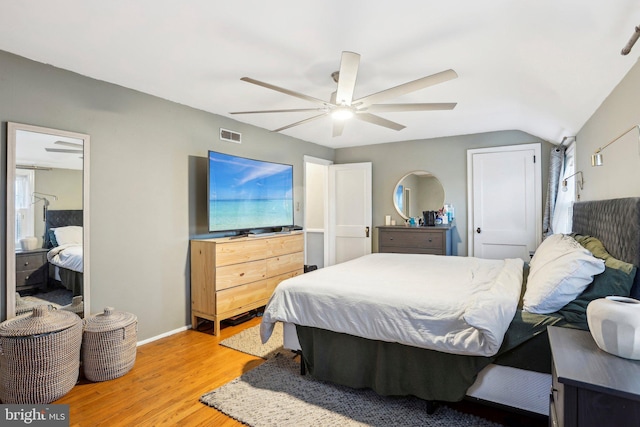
{"left": 467, "top": 144, "right": 541, "bottom": 259}
{"left": 327, "top": 162, "right": 372, "bottom": 266}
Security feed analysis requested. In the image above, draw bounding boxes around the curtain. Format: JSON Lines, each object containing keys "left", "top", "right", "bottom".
{"left": 552, "top": 143, "right": 576, "bottom": 234}
{"left": 542, "top": 145, "right": 565, "bottom": 238}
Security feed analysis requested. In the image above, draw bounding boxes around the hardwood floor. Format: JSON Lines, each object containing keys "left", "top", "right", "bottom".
{"left": 55, "top": 317, "right": 265, "bottom": 426}
{"left": 55, "top": 316, "right": 547, "bottom": 426}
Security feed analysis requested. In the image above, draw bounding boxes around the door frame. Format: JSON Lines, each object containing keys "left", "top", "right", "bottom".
{"left": 303, "top": 155, "right": 333, "bottom": 267}
{"left": 466, "top": 143, "right": 542, "bottom": 257}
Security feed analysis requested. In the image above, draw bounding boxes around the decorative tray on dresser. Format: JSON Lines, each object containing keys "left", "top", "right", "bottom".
{"left": 548, "top": 325, "right": 640, "bottom": 427}
{"left": 377, "top": 225, "right": 452, "bottom": 255}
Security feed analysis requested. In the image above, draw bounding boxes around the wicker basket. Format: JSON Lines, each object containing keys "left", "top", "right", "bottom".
{"left": 82, "top": 307, "right": 137, "bottom": 382}
{"left": 0, "top": 305, "right": 82, "bottom": 404}
{"left": 60, "top": 296, "right": 85, "bottom": 318}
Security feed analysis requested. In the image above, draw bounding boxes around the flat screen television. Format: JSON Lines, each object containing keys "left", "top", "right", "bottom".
{"left": 208, "top": 150, "right": 294, "bottom": 233}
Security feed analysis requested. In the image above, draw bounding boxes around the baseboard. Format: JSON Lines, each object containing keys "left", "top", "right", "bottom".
{"left": 136, "top": 325, "right": 191, "bottom": 346}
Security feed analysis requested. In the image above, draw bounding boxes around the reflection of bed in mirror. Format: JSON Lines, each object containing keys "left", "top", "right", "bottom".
{"left": 262, "top": 197, "right": 640, "bottom": 417}
{"left": 44, "top": 209, "right": 83, "bottom": 296}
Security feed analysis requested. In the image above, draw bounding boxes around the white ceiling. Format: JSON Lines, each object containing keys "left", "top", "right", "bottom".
{"left": 1, "top": 1, "right": 639, "bottom": 149}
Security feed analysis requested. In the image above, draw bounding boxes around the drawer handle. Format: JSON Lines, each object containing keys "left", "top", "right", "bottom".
{"left": 240, "top": 273, "right": 245, "bottom": 277}
{"left": 25, "top": 275, "right": 29, "bottom": 280}
{"left": 24, "top": 261, "right": 29, "bottom": 266}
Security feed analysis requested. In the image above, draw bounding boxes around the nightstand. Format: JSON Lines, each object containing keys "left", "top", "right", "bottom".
{"left": 548, "top": 325, "right": 640, "bottom": 427}
{"left": 15, "top": 248, "right": 49, "bottom": 293}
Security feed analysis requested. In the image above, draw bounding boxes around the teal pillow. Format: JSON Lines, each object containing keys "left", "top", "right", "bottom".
{"left": 557, "top": 265, "right": 637, "bottom": 327}
{"left": 48, "top": 229, "right": 58, "bottom": 247}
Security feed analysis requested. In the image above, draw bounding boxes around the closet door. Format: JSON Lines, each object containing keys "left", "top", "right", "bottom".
{"left": 467, "top": 144, "right": 541, "bottom": 259}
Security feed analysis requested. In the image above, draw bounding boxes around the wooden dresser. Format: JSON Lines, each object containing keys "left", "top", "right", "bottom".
{"left": 377, "top": 225, "right": 452, "bottom": 255}
{"left": 190, "top": 232, "right": 304, "bottom": 335}
{"left": 548, "top": 326, "right": 640, "bottom": 427}
{"left": 15, "top": 248, "right": 49, "bottom": 293}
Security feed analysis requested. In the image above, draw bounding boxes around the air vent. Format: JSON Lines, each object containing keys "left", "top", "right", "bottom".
{"left": 220, "top": 128, "right": 241, "bottom": 143}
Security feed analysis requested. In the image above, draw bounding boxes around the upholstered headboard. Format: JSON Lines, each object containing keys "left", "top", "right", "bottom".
{"left": 43, "top": 209, "right": 83, "bottom": 248}
{"left": 572, "top": 197, "right": 640, "bottom": 298}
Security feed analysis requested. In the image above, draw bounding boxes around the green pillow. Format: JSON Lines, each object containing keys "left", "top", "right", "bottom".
{"left": 559, "top": 234, "right": 637, "bottom": 328}
{"left": 571, "top": 234, "right": 635, "bottom": 273}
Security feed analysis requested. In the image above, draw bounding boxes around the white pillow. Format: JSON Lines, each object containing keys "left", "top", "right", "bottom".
{"left": 523, "top": 233, "right": 605, "bottom": 314}
{"left": 53, "top": 226, "right": 83, "bottom": 245}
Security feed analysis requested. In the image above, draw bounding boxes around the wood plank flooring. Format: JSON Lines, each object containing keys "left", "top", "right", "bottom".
{"left": 55, "top": 316, "right": 546, "bottom": 426}
{"left": 55, "top": 317, "right": 265, "bottom": 426}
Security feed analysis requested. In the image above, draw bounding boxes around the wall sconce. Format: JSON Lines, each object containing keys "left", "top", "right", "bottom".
{"left": 562, "top": 171, "right": 583, "bottom": 192}
{"left": 32, "top": 192, "right": 58, "bottom": 221}
{"left": 592, "top": 125, "right": 640, "bottom": 166}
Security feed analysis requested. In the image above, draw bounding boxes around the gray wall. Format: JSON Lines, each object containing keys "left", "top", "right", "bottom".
{"left": 34, "top": 168, "right": 83, "bottom": 248}
{"left": 0, "top": 50, "right": 334, "bottom": 338}
{"left": 576, "top": 57, "right": 640, "bottom": 200}
{"left": 335, "top": 131, "right": 552, "bottom": 256}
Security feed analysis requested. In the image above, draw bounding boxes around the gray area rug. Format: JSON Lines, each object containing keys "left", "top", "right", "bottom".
{"left": 201, "top": 354, "right": 502, "bottom": 427}
{"left": 219, "top": 323, "right": 284, "bottom": 359}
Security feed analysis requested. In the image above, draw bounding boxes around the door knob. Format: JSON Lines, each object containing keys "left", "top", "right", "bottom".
{"left": 476, "top": 227, "right": 481, "bottom": 234}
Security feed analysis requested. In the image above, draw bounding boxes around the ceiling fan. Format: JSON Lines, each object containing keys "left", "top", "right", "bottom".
{"left": 45, "top": 140, "right": 83, "bottom": 154}
{"left": 230, "top": 51, "right": 458, "bottom": 137}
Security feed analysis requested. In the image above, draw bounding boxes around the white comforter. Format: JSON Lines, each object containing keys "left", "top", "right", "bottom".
{"left": 47, "top": 244, "right": 83, "bottom": 273}
{"left": 261, "top": 253, "right": 523, "bottom": 357}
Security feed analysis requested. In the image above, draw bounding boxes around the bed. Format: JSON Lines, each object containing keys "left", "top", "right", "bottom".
{"left": 260, "top": 197, "right": 640, "bottom": 416}
{"left": 44, "top": 209, "right": 84, "bottom": 296}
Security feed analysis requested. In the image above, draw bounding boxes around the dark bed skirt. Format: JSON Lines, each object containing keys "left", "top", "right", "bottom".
{"left": 295, "top": 311, "right": 563, "bottom": 402}
{"left": 296, "top": 325, "right": 493, "bottom": 402}
{"left": 58, "top": 268, "right": 83, "bottom": 296}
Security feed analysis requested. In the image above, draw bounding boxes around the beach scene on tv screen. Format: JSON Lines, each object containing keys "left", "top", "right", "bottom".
{"left": 209, "top": 152, "right": 293, "bottom": 231}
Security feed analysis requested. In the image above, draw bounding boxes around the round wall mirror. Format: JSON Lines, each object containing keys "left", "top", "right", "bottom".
{"left": 393, "top": 171, "right": 445, "bottom": 220}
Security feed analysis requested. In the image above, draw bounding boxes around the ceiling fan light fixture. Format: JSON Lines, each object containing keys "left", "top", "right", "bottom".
{"left": 331, "top": 107, "right": 354, "bottom": 121}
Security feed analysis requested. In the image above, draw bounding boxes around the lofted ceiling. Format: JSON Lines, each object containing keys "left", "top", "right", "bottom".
{"left": 0, "top": 1, "right": 639, "bottom": 149}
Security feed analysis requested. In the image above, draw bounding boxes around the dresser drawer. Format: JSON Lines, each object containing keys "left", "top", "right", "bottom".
{"left": 215, "top": 239, "right": 271, "bottom": 266}
{"left": 16, "top": 253, "right": 47, "bottom": 272}
{"left": 16, "top": 270, "right": 38, "bottom": 286}
{"left": 215, "top": 259, "right": 266, "bottom": 290}
{"left": 379, "top": 230, "right": 443, "bottom": 249}
{"left": 216, "top": 279, "right": 273, "bottom": 314}
{"left": 267, "top": 252, "right": 304, "bottom": 277}
{"left": 267, "top": 234, "right": 304, "bottom": 257}
{"left": 267, "top": 269, "right": 304, "bottom": 289}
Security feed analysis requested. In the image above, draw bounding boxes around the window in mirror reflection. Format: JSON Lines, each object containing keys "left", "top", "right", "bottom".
{"left": 15, "top": 168, "right": 35, "bottom": 245}
{"left": 395, "top": 185, "right": 404, "bottom": 215}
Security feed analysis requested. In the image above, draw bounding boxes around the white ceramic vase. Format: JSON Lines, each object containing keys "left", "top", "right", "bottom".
{"left": 587, "top": 296, "right": 640, "bottom": 360}
{"left": 19, "top": 236, "right": 37, "bottom": 251}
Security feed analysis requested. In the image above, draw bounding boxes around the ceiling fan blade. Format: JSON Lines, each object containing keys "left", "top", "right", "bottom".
{"left": 332, "top": 119, "right": 346, "bottom": 137}
{"left": 241, "top": 77, "right": 330, "bottom": 106}
{"left": 55, "top": 140, "right": 83, "bottom": 148}
{"left": 354, "top": 113, "right": 405, "bottom": 131}
{"left": 230, "top": 108, "right": 326, "bottom": 114}
{"left": 45, "top": 148, "right": 84, "bottom": 154}
{"left": 366, "top": 103, "right": 457, "bottom": 113}
{"left": 353, "top": 69, "right": 458, "bottom": 108}
{"left": 335, "top": 51, "right": 360, "bottom": 106}
{"left": 272, "top": 113, "right": 328, "bottom": 133}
